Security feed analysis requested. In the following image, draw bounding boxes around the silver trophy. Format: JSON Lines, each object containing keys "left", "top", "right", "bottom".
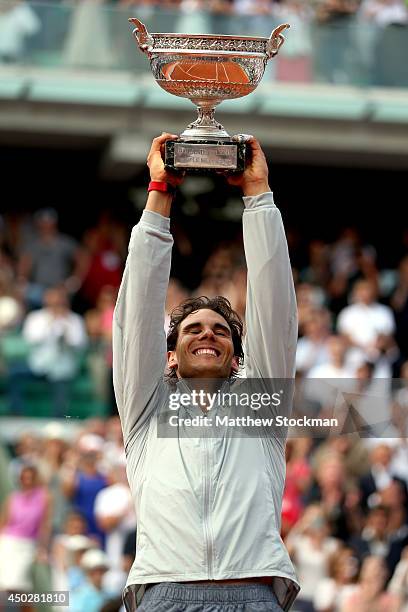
{"left": 129, "top": 18, "right": 290, "bottom": 172}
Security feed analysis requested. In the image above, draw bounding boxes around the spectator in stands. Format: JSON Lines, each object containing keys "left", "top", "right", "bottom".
{"left": 209, "top": 0, "right": 235, "bottom": 34}
{"left": 286, "top": 503, "right": 340, "bottom": 611}
{"left": 312, "top": 435, "right": 369, "bottom": 490}
{"left": 297, "top": 282, "right": 327, "bottom": 334}
{"left": 95, "top": 460, "right": 135, "bottom": 592}
{"left": 391, "top": 256, "right": 408, "bottom": 364}
{"left": 61, "top": 434, "right": 107, "bottom": 547}
{"left": 81, "top": 417, "right": 107, "bottom": 439}
{"left": 64, "top": 0, "right": 114, "bottom": 69}
{"left": 296, "top": 307, "right": 332, "bottom": 375}
{"left": 234, "top": 0, "right": 275, "bottom": 36}
{"left": 234, "top": 0, "right": 281, "bottom": 83}
{"left": 85, "top": 303, "right": 110, "bottom": 403}
{"left": 70, "top": 548, "right": 115, "bottom": 612}
{"left": 303, "top": 334, "right": 360, "bottom": 420}
{"left": 332, "top": 244, "right": 381, "bottom": 311}
{"left": 307, "top": 334, "right": 356, "bottom": 378}
{"left": 51, "top": 510, "right": 90, "bottom": 591}
{"left": 380, "top": 478, "right": 408, "bottom": 574}
{"left": 76, "top": 212, "right": 125, "bottom": 311}
{"left": 165, "top": 278, "right": 189, "bottom": 333}
{"left": 13, "top": 286, "right": 87, "bottom": 416}
{"left": 97, "top": 286, "right": 116, "bottom": 410}
{"left": 392, "top": 360, "right": 408, "bottom": 438}
{"left": 341, "top": 555, "right": 401, "bottom": 611}
{"left": 37, "top": 422, "right": 69, "bottom": 534}
{"left": 313, "top": 0, "right": 361, "bottom": 84}
{"left": 282, "top": 439, "right": 313, "bottom": 537}
{"left": 103, "top": 416, "right": 126, "bottom": 468}
{"left": 229, "top": 266, "right": 248, "bottom": 319}
{"left": 0, "top": 0, "right": 40, "bottom": 63}
{"left": 313, "top": 546, "right": 359, "bottom": 611}
{"left": 308, "top": 453, "right": 358, "bottom": 541}
{"left": 337, "top": 278, "right": 397, "bottom": 376}
{"left": 193, "top": 246, "right": 249, "bottom": 324}
{"left": 8, "top": 432, "right": 42, "bottom": 487}
{"left": 337, "top": 279, "right": 394, "bottom": 350}
{"left": 361, "top": 0, "right": 408, "bottom": 24}
{"left": 192, "top": 247, "right": 238, "bottom": 317}
{"left": 177, "top": 0, "right": 212, "bottom": 34}
{"left": 0, "top": 215, "right": 15, "bottom": 280}
{"left": 18, "top": 208, "right": 82, "bottom": 310}
{"left": 301, "top": 239, "right": 331, "bottom": 287}
{"left": 349, "top": 359, "right": 397, "bottom": 437}
{"left": 0, "top": 465, "right": 52, "bottom": 606}
{"left": 0, "top": 270, "right": 23, "bottom": 333}
{"left": 55, "top": 533, "right": 94, "bottom": 593}
{"left": 274, "top": 0, "right": 314, "bottom": 83}
{"left": 359, "top": 444, "right": 396, "bottom": 510}
{"left": 84, "top": 286, "right": 117, "bottom": 412}
{"left": 328, "top": 227, "right": 363, "bottom": 314}
{"left": 348, "top": 505, "right": 392, "bottom": 564}
{"left": 360, "top": 0, "right": 408, "bottom": 86}
{"left": 348, "top": 493, "right": 408, "bottom": 578}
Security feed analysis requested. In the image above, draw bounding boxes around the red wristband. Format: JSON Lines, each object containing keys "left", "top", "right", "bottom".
{"left": 148, "top": 181, "right": 176, "bottom": 195}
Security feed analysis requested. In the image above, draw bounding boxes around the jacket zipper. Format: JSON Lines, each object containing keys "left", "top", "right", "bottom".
{"left": 203, "top": 431, "right": 214, "bottom": 579}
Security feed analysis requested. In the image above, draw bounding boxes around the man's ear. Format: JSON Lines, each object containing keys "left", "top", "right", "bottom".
{"left": 231, "top": 356, "right": 239, "bottom": 375}
{"left": 167, "top": 350, "right": 178, "bottom": 371}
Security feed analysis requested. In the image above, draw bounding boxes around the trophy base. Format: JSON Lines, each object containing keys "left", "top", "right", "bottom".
{"left": 165, "top": 140, "right": 246, "bottom": 173}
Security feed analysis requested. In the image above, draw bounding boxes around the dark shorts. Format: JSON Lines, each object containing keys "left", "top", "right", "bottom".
{"left": 136, "top": 582, "right": 284, "bottom": 611}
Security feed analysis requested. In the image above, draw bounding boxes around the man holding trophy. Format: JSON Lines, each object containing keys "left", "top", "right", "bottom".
{"left": 112, "top": 18, "right": 299, "bottom": 612}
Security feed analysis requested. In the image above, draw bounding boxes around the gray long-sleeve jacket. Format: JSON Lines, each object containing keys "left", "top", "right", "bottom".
{"left": 113, "top": 192, "right": 300, "bottom": 611}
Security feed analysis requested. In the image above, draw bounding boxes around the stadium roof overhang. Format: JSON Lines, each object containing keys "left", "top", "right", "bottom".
{"left": 1, "top": 67, "right": 408, "bottom": 179}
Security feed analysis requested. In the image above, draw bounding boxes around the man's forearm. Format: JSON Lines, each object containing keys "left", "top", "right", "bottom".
{"left": 242, "top": 181, "right": 271, "bottom": 197}
{"left": 146, "top": 191, "right": 173, "bottom": 218}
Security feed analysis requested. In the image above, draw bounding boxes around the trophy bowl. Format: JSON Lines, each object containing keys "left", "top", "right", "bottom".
{"left": 129, "top": 18, "right": 290, "bottom": 171}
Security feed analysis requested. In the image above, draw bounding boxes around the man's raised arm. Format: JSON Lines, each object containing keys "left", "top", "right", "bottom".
{"left": 112, "top": 134, "right": 184, "bottom": 442}
{"left": 228, "top": 136, "right": 298, "bottom": 380}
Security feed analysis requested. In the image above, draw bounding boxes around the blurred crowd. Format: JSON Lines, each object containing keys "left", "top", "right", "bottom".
{"left": 0, "top": 208, "right": 125, "bottom": 418}
{"left": 4, "top": 421, "right": 408, "bottom": 612}
{"left": 1, "top": 203, "right": 407, "bottom": 416}
{"left": 1, "top": 0, "right": 408, "bottom": 87}
{"left": 0, "top": 187, "right": 408, "bottom": 610}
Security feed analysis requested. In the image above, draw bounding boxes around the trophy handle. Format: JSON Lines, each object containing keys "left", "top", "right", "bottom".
{"left": 266, "top": 23, "right": 290, "bottom": 60}
{"left": 128, "top": 18, "right": 153, "bottom": 55}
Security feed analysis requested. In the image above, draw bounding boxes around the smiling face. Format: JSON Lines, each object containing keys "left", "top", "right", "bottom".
{"left": 167, "top": 308, "right": 238, "bottom": 379}
{"left": 19, "top": 466, "right": 38, "bottom": 490}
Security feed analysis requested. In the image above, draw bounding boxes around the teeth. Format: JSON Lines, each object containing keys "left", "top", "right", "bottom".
{"left": 195, "top": 349, "right": 217, "bottom": 357}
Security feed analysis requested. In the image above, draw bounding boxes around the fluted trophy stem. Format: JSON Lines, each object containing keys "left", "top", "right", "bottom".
{"left": 181, "top": 104, "right": 230, "bottom": 140}
{"left": 191, "top": 107, "right": 218, "bottom": 129}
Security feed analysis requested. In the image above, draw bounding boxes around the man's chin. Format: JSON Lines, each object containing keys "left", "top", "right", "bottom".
{"left": 179, "top": 365, "right": 228, "bottom": 379}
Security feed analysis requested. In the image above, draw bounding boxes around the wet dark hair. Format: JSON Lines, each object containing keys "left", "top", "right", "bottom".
{"left": 166, "top": 296, "right": 244, "bottom": 380}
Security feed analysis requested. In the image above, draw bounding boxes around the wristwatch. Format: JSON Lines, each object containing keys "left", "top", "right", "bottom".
{"left": 148, "top": 181, "right": 176, "bottom": 195}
